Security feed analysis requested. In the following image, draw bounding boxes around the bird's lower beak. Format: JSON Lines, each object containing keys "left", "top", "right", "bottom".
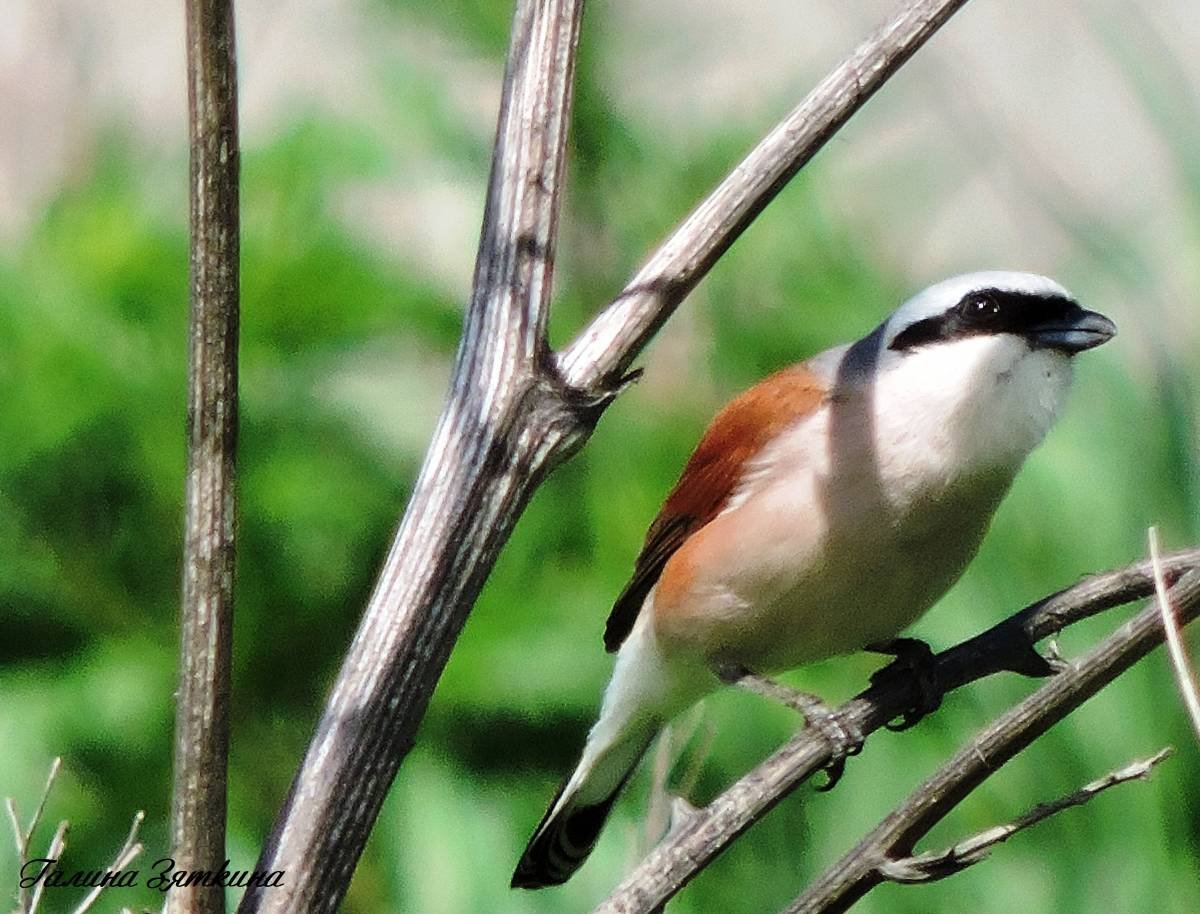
{"left": 1030, "top": 308, "right": 1117, "bottom": 354}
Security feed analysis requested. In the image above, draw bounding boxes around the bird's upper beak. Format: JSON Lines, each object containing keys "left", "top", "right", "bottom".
{"left": 1029, "top": 306, "right": 1117, "bottom": 354}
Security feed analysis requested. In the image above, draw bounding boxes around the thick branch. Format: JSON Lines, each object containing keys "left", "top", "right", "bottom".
{"left": 171, "top": 2, "right": 239, "bottom": 913}
{"left": 786, "top": 570, "right": 1200, "bottom": 914}
{"left": 241, "top": 0, "right": 978, "bottom": 909}
{"left": 237, "top": 3, "right": 585, "bottom": 912}
{"left": 594, "top": 551, "right": 1200, "bottom": 914}
{"left": 557, "top": 0, "right": 972, "bottom": 391}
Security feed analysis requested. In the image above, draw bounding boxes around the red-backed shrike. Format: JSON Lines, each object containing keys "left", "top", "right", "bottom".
{"left": 513, "top": 271, "right": 1116, "bottom": 888}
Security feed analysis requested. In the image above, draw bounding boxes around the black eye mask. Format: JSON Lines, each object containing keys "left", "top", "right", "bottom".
{"left": 888, "top": 288, "right": 1081, "bottom": 352}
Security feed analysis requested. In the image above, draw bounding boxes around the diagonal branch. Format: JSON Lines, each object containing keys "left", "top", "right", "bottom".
{"left": 71, "top": 811, "right": 145, "bottom": 914}
{"left": 557, "top": 0, "right": 972, "bottom": 391}
{"left": 171, "top": 1, "right": 240, "bottom": 913}
{"left": 593, "top": 552, "right": 1200, "bottom": 914}
{"left": 237, "top": 3, "right": 585, "bottom": 912}
{"left": 785, "top": 571, "right": 1200, "bottom": 914}
{"left": 874, "top": 747, "right": 1171, "bottom": 885}
{"left": 241, "top": 1, "right": 978, "bottom": 910}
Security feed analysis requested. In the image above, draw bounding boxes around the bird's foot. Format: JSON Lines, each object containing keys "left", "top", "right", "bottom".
{"left": 866, "top": 637, "right": 942, "bottom": 731}
{"left": 717, "top": 664, "right": 862, "bottom": 790}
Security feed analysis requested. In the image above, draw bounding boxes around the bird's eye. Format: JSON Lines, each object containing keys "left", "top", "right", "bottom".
{"left": 960, "top": 292, "right": 1001, "bottom": 322}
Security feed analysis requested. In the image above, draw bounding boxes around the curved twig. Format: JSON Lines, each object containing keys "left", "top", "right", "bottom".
{"left": 1150, "top": 528, "right": 1200, "bottom": 742}
{"left": 872, "top": 748, "right": 1171, "bottom": 886}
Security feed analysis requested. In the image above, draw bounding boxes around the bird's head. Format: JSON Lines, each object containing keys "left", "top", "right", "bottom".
{"left": 881, "top": 271, "right": 1116, "bottom": 358}
{"left": 857, "top": 271, "right": 1117, "bottom": 474}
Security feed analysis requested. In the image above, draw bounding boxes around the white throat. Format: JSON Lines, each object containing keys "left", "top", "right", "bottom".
{"left": 872, "top": 331, "right": 1073, "bottom": 486}
{"left": 742, "top": 329, "right": 1074, "bottom": 525}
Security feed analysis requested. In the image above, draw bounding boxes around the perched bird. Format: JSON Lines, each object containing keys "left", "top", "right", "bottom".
{"left": 512, "top": 271, "right": 1115, "bottom": 889}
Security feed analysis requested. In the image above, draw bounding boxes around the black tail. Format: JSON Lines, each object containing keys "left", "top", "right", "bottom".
{"left": 513, "top": 641, "right": 668, "bottom": 889}
{"left": 511, "top": 769, "right": 635, "bottom": 889}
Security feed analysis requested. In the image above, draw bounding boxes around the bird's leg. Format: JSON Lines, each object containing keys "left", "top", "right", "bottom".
{"left": 715, "top": 663, "right": 862, "bottom": 791}
{"left": 866, "top": 637, "right": 942, "bottom": 731}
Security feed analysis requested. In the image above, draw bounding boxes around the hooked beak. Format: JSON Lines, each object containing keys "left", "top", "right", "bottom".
{"left": 1029, "top": 306, "right": 1116, "bottom": 354}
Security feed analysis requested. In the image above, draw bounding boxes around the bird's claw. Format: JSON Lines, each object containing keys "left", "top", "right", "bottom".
{"left": 719, "top": 664, "right": 863, "bottom": 791}
{"left": 810, "top": 710, "right": 864, "bottom": 792}
{"left": 868, "top": 637, "right": 942, "bottom": 731}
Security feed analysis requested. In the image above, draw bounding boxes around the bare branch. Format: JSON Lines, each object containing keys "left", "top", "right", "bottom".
{"left": 71, "top": 811, "right": 145, "bottom": 914}
{"left": 1150, "top": 528, "right": 1200, "bottom": 742}
{"left": 240, "top": 1, "right": 979, "bottom": 909}
{"left": 237, "top": 3, "right": 584, "bottom": 912}
{"left": 8, "top": 758, "right": 62, "bottom": 914}
{"left": 6, "top": 797, "right": 22, "bottom": 858}
{"left": 594, "top": 554, "right": 1200, "bottom": 914}
{"left": 783, "top": 573, "right": 1200, "bottom": 914}
{"left": 876, "top": 748, "right": 1171, "bottom": 884}
{"left": 557, "top": 0, "right": 972, "bottom": 391}
{"left": 25, "top": 759, "right": 61, "bottom": 853}
{"left": 28, "top": 821, "right": 68, "bottom": 914}
{"left": 171, "top": 1, "right": 240, "bottom": 913}
{"left": 7, "top": 797, "right": 26, "bottom": 913}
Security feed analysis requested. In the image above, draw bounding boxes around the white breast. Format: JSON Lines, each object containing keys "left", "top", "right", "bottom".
{"left": 661, "top": 331, "right": 1073, "bottom": 672}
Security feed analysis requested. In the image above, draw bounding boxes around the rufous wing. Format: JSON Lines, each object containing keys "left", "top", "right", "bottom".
{"left": 604, "top": 364, "right": 827, "bottom": 652}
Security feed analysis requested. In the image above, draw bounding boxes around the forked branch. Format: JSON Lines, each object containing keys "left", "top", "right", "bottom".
{"left": 784, "top": 569, "right": 1200, "bottom": 914}
{"left": 239, "top": 1, "right": 976, "bottom": 911}
{"left": 237, "top": 2, "right": 586, "bottom": 910}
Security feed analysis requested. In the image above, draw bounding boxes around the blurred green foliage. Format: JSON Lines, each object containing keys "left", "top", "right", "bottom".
{"left": 1, "top": 2, "right": 1199, "bottom": 913}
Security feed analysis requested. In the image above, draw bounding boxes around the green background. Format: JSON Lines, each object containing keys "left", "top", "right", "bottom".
{"left": 1, "top": 2, "right": 1197, "bottom": 912}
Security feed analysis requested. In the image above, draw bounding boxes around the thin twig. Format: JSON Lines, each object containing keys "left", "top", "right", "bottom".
{"left": 7, "top": 797, "right": 26, "bottom": 913}
{"left": 172, "top": 0, "right": 240, "bottom": 913}
{"left": 24, "top": 759, "right": 61, "bottom": 852}
{"left": 876, "top": 748, "right": 1172, "bottom": 883}
{"left": 7, "top": 797, "right": 23, "bottom": 857}
{"left": 28, "top": 821, "right": 69, "bottom": 914}
{"left": 1149, "top": 528, "right": 1200, "bottom": 743}
{"left": 8, "top": 758, "right": 63, "bottom": 914}
{"left": 594, "top": 553, "right": 1200, "bottom": 914}
{"left": 71, "top": 811, "right": 145, "bottom": 914}
{"left": 784, "top": 572, "right": 1200, "bottom": 914}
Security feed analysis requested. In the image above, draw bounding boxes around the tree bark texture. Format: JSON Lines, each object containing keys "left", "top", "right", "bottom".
{"left": 171, "top": 1, "right": 240, "bottom": 913}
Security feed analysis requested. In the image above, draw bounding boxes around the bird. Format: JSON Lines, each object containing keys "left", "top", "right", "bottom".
{"left": 512, "top": 271, "right": 1116, "bottom": 889}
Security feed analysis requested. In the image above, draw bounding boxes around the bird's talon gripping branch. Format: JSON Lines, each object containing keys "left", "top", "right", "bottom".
{"left": 720, "top": 665, "right": 863, "bottom": 790}
{"left": 813, "top": 712, "right": 865, "bottom": 792}
{"left": 868, "top": 638, "right": 943, "bottom": 731}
